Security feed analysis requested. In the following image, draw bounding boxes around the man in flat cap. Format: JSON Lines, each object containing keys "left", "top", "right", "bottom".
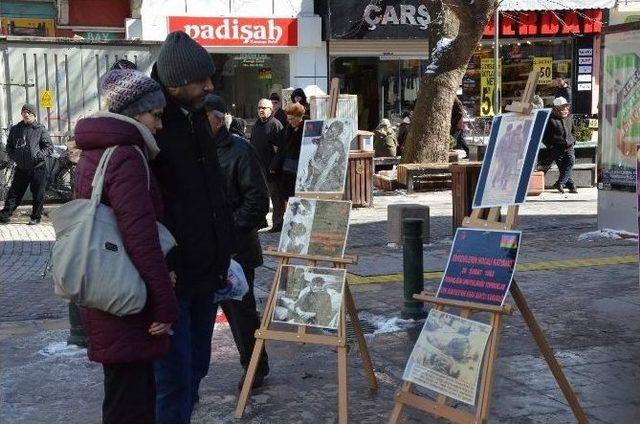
{"left": 0, "top": 104, "right": 52, "bottom": 225}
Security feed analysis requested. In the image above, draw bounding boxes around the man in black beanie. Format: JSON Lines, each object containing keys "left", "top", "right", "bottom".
{"left": 150, "top": 30, "right": 234, "bottom": 424}
{"left": 0, "top": 104, "right": 52, "bottom": 225}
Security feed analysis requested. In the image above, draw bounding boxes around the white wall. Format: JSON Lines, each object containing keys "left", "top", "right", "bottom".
{"left": 598, "top": 190, "right": 638, "bottom": 234}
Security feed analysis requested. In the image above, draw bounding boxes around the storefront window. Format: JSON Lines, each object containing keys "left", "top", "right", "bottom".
{"left": 332, "top": 57, "right": 426, "bottom": 130}
{"left": 210, "top": 53, "right": 289, "bottom": 123}
{"left": 462, "top": 39, "right": 574, "bottom": 118}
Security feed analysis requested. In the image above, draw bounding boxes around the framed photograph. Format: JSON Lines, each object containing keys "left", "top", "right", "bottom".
{"left": 278, "top": 197, "right": 351, "bottom": 258}
{"left": 403, "top": 309, "right": 492, "bottom": 406}
{"left": 473, "top": 109, "right": 551, "bottom": 208}
{"left": 272, "top": 265, "right": 347, "bottom": 330}
{"left": 296, "top": 118, "right": 356, "bottom": 194}
{"left": 436, "top": 228, "right": 521, "bottom": 306}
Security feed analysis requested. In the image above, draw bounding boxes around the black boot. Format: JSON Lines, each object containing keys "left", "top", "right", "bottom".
{"left": 552, "top": 182, "right": 565, "bottom": 194}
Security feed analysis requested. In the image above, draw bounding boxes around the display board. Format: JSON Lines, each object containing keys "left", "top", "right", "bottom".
{"left": 402, "top": 309, "right": 492, "bottom": 406}
{"left": 278, "top": 197, "right": 352, "bottom": 259}
{"left": 295, "top": 118, "right": 356, "bottom": 194}
{"left": 436, "top": 228, "right": 521, "bottom": 306}
{"left": 273, "top": 265, "right": 346, "bottom": 330}
{"left": 600, "top": 26, "right": 640, "bottom": 192}
{"left": 473, "top": 109, "right": 551, "bottom": 208}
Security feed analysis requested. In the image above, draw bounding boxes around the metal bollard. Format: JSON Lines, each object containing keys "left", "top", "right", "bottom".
{"left": 67, "top": 302, "right": 86, "bottom": 347}
{"left": 401, "top": 218, "right": 427, "bottom": 320}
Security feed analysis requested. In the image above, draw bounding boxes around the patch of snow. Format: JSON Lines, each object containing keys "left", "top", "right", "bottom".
{"left": 425, "top": 37, "right": 453, "bottom": 74}
{"left": 578, "top": 229, "right": 638, "bottom": 241}
{"left": 360, "top": 311, "right": 417, "bottom": 335}
{"left": 38, "top": 341, "right": 85, "bottom": 357}
{"left": 386, "top": 242, "right": 399, "bottom": 249}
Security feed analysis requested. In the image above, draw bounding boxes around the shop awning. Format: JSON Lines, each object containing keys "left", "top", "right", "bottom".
{"left": 498, "top": 0, "right": 616, "bottom": 11}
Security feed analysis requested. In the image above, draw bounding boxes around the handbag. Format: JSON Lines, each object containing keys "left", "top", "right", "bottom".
{"left": 51, "top": 145, "right": 176, "bottom": 316}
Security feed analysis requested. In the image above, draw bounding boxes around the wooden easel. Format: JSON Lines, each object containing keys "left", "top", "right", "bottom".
{"left": 235, "top": 77, "right": 378, "bottom": 423}
{"left": 389, "top": 72, "right": 589, "bottom": 423}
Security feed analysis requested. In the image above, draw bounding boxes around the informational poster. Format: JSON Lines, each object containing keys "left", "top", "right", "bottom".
{"left": 600, "top": 28, "right": 640, "bottom": 192}
{"left": 436, "top": 228, "right": 521, "bottom": 306}
{"left": 39, "top": 90, "right": 53, "bottom": 109}
{"left": 296, "top": 118, "right": 355, "bottom": 194}
{"left": 637, "top": 145, "right": 640, "bottom": 282}
{"left": 278, "top": 197, "right": 351, "bottom": 257}
{"left": 273, "top": 265, "right": 346, "bottom": 330}
{"left": 403, "top": 309, "right": 492, "bottom": 406}
{"left": 473, "top": 109, "right": 551, "bottom": 208}
{"left": 480, "top": 58, "right": 501, "bottom": 117}
{"left": 532, "top": 57, "right": 553, "bottom": 85}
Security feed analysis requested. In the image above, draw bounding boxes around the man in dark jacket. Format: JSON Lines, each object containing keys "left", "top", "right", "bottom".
{"left": 269, "top": 92, "right": 287, "bottom": 127}
{"left": 249, "top": 98, "right": 284, "bottom": 232}
{"left": 204, "top": 94, "right": 270, "bottom": 389}
{"left": 291, "top": 87, "right": 310, "bottom": 118}
{"left": 150, "top": 31, "right": 234, "bottom": 424}
{"left": 0, "top": 104, "right": 53, "bottom": 225}
{"left": 542, "top": 96, "right": 577, "bottom": 193}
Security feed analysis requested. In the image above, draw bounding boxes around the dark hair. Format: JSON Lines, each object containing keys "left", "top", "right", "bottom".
{"left": 229, "top": 117, "right": 246, "bottom": 137}
{"left": 401, "top": 109, "right": 412, "bottom": 119}
{"left": 111, "top": 59, "right": 137, "bottom": 71}
{"left": 291, "top": 87, "right": 307, "bottom": 105}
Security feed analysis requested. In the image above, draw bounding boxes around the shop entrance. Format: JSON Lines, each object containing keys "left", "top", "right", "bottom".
{"left": 332, "top": 57, "right": 426, "bottom": 130}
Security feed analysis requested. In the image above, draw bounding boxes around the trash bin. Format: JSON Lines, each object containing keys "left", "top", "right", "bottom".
{"left": 449, "top": 162, "right": 482, "bottom": 232}
{"left": 345, "top": 151, "right": 374, "bottom": 207}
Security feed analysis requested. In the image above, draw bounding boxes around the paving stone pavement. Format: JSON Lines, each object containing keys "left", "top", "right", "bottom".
{"left": 1, "top": 188, "right": 640, "bottom": 423}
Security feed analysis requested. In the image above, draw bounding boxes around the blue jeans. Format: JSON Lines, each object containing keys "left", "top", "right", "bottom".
{"left": 154, "top": 291, "right": 215, "bottom": 424}
{"left": 553, "top": 147, "right": 576, "bottom": 189}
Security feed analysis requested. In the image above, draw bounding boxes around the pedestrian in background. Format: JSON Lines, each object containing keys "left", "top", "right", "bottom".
{"left": 451, "top": 97, "right": 469, "bottom": 156}
{"left": 554, "top": 76, "right": 571, "bottom": 104}
{"left": 269, "top": 92, "right": 287, "bottom": 128}
{"left": 229, "top": 116, "right": 247, "bottom": 139}
{"left": 204, "top": 94, "right": 271, "bottom": 390}
{"left": 73, "top": 69, "right": 179, "bottom": 424}
{"left": 290, "top": 87, "right": 310, "bottom": 118}
{"left": 373, "top": 118, "right": 397, "bottom": 158}
{"left": 271, "top": 102, "right": 305, "bottom": 210}
{"left": 397, "top": 109, "right": 412, "bottom": 156}
{"left": 543, "top": 96, "right": 577, "bottom": 194}
{"left": 250, "top": 98, "right": 284, "bottom": 232}
{"left": 0, "top": 104, "right": 53, "bottom": 225}
{"left": 151, "top": 31, "right": 234, "bottom": 424}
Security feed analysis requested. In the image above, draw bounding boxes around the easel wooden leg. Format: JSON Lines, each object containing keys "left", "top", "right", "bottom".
{"left": 344, "top": 284, "right": 378, "bottom": 391}
{"left": 475, "top": 312, "right": 503, "bottom": 422}
{"left": 235, "top": 337, "right": 266, "bottom": 418}
{"left": 338, "top": 343, "right": 348, "bottom": 424}
{"left": 510, "top": 281, "right": 589, "bottom": 424}
{"left": 389, "top": 382, "right": 413, "bottom": 424}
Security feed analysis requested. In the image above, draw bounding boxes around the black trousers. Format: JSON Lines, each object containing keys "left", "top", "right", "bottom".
{"left": 1, "top": 165, "right": 46, "bottom": 220}
{"left": 553, "top": 147, "right": 576, "bottom": 189}
{"left": 268, "top": 180, "right": 285, "bottom": 228}
{"left": 218, "top": 265, "right": 269, "bottom": 374}
{"left": 103, "top": 361, "right": 156, "bottom": 424}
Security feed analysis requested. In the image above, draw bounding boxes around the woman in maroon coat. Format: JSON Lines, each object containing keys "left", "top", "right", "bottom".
{"left": 73, "top": 69, "right": 179, "bottom": 424}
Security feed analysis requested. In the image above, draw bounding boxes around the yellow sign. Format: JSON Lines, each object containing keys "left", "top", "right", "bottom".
{"left": 533, "top": 57, "right": 553, "bottom": 85}
{"left": 1, "top": 18, "right": 55, "bottom": 37}
{"left": 39, "top": 90, "right": 54, "bottom": 109}
{"left": 557, "top": 61, "right": 570, "bottom": 74}
{"left": 480, "top": 58, "right": 501, "bottom": 117}
{"left": 588, "top": 118, "right": 599, "bottom": 129}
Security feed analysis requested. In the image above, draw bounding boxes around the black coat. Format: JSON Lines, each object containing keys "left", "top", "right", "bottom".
{"left": 249, "top": 116, "right": 283, "bottom": 179}
{"left": 151, "top": 95, "right": 234, "bottom": 298}
{"left": 216, "top": 128, "right": 269, "bottom": 269}
{"left": 6, "top": 121, "right": 53, "bottom": 170}
{"left": 543, "top": 113, "right": 576, "bottom": 151}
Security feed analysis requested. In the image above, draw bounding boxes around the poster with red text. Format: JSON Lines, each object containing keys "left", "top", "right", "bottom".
{"left": 436, "top": 228, "right": 521, "bottom": 306}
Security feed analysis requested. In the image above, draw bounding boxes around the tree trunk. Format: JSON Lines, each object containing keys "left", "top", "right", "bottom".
{"left": 402, "top": 0, "right": 497, "bottom": 164}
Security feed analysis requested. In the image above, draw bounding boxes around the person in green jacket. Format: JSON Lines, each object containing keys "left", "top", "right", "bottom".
{"left": 373, "top": 118, "right": 398, "bottom": 157}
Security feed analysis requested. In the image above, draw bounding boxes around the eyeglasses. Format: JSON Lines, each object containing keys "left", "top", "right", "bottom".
{"left": 152, "top": 111, "right": 163, "bottom": 121}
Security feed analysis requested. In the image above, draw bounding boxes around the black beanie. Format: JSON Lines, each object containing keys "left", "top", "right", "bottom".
{"left": 157, "top": 31, "right": 215, "bottom": 87}
{"left": 21, "top": 103, "right": 37, "bottom": 116}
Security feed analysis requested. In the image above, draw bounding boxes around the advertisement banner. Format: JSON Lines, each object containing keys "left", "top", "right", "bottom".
{"left": 601, "top": 28, "right": 640, "bottom": 191}
{"left": 532, "top": 57, "right": 553, "bottom": 85}
{"left": 436, "top": 228, "right": 521, "bottom": 306}
{"left": 480, "top": 58, "right": 501, "bottom": 117}
{"left": 168, "top": 17, "right": 298, "bottom": 47}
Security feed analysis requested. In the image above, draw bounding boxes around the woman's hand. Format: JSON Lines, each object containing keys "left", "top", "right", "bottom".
{"left": 149, "top": 322, "right": 173, "bottom": 336}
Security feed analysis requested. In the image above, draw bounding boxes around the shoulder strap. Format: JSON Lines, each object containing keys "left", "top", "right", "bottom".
{"left": 132, "top": 145, "right": 151, "bottom": 191}
{"left": 90, "top": 145, "right": 151, "bottom": 205}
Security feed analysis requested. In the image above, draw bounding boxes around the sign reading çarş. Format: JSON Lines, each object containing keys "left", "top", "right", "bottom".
{"left": 168, "top": 17, "right": 297, "bottom": 47}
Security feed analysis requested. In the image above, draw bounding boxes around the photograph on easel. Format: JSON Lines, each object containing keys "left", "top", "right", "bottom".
{"left": 473, "top": 109, "right": 551, "bottom": 208}
{"left": 278, "top": 197, "right": 351, "bottom": 257}
{"left": 402, "top": 309, "right": 492, "bottom": 406}
{"left": 295, "top": 118, "right": 356, "bottom": 194}
{"left": 272, "top": 265, "right": 346, "bottom": 330}
{"left": 436, "top": 228, "right": 522, "bottom": 306}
